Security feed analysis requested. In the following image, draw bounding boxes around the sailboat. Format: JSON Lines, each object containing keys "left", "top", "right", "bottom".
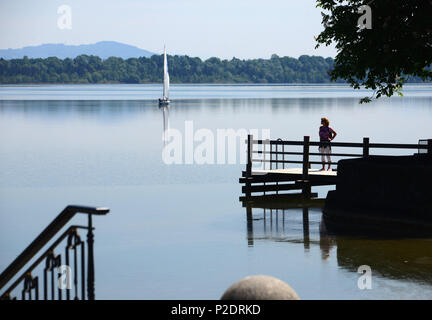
{"left": 158, "top": 46, "right": 170, "bottom": 106}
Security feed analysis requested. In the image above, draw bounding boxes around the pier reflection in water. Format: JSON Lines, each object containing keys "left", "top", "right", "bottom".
{"left": 244, "top": 199, "right": 432, "bottom": 285}
{"left": 245, "top": 206, "right": 335, "bottom": 261}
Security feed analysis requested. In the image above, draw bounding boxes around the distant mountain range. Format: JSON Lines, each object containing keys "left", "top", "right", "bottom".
{"left": 0, "top": 41, "right": 156, "bottom": 60}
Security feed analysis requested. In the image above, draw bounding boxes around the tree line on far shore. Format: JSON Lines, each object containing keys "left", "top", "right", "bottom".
{"left": 0, "top": 54, "right": 427, "bottom": 84}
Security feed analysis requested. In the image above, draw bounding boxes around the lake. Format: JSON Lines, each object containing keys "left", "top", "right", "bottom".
{"left": 1, "top": 84, "right": 432, "bottom": 299}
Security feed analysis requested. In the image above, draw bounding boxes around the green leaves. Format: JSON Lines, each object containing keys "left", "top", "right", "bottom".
{"left": 315, "top": 0, "right": 432, "bottom": 103}
{"left": 359, "top": 97, "right": 371, "bottom": 104}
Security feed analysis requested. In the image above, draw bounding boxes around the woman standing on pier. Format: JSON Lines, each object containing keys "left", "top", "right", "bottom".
{"left": 319, "top": 117, "right": 337, "bottom": 171}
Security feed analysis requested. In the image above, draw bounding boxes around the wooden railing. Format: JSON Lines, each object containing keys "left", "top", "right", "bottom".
{"left": 242, "top": 135, "right": 432, "bottom": 198}
{"left": 246, "top": 135, "right": 432, "bottom": 176}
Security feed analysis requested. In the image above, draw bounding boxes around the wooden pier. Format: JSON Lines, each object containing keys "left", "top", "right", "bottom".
{"left": 240, "top": 135, "right": 432, "bottom": 202}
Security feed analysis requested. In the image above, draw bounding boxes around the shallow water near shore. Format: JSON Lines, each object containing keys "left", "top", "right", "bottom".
{"left": 1, "top": 84, "right": 432, "bottom": 299}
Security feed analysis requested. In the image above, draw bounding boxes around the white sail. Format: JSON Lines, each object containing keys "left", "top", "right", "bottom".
{"left": 163, "top": 46, "right": 169, "bottom": 100}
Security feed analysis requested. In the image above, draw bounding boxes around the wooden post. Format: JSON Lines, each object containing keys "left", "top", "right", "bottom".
{"left": 302, "top": 136, "right": 310, "bottom": 179}
{"left": 246, "top": 134, "right": 252, "bottom": 177}
{"left": 245, "top": 134, "right": 252, "bottom": 198}
{"left": 302, "top": 207, "right": 310, "bottom": 250}
{"left": 302, "top": 136, "right": 311, "bottom": 197}
{"left": 363, "top": 137, "right": 370, "bottom": 157}
{"left": 246, "top": 206, "right": 254, "bottom": 246}
{"left": 282, "top": 144, "right": 285, "bottom": 169}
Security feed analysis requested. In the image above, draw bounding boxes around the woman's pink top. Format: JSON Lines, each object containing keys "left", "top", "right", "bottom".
{"left": 319, "top": 126, "right": 332, "bottom": 141}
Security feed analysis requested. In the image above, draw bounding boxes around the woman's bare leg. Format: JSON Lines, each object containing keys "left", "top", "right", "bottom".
{"left": 320, "top": 148, "right": 326, "bottom": 170}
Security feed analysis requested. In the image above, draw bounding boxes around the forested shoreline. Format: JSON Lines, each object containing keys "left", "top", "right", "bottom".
{"left": 0, "top": 54, "right": 427, "bottom": 84}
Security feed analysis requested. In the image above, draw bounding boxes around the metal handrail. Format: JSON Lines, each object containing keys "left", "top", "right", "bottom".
{"left": 0, "top": 225, "right": 90, "bottom": 299}
{"left": 0, "top": 205, "right": 109, "bottom": 292}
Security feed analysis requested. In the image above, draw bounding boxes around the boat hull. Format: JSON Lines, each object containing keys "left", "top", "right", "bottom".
{"left": 158, "top": 99, "right": 170, "bottom": 106}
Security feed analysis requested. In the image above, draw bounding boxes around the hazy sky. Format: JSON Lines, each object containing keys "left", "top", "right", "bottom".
{"left": 0, "top": 0, "right": 336, "bottom": 59}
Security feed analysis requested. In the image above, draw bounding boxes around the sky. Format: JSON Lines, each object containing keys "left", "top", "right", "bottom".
{"left": 0, "top": 0, "right": 336, "bottom": 59}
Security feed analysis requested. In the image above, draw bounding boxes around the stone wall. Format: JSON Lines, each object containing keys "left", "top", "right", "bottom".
{"left": 324, "top": 154, "right": 432, "bottom": 222}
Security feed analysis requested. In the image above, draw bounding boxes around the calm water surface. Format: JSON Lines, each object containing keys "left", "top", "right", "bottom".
{"left": 1, "top": 84, "right": 432, "bottom": 299}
